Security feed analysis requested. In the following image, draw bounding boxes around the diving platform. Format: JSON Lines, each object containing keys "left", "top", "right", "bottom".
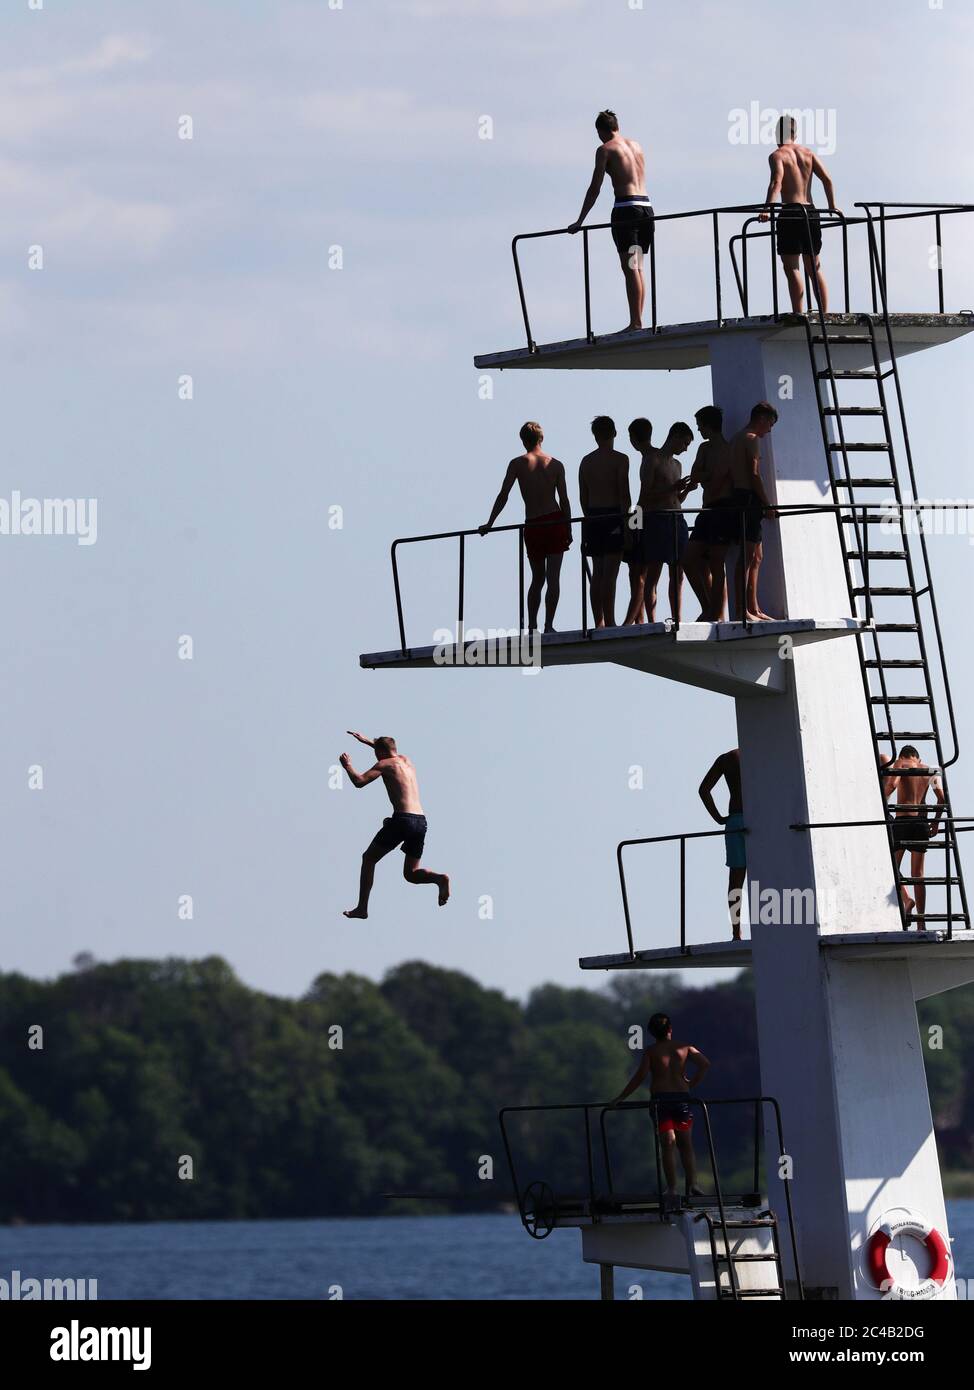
{"left": 360, "top": 616, "right": 863, "bottom": 698}
{"left": 474, "top": 313, "right": 974, "bottom": 374}
{"left": 579, "top": 927, "right": 974, "bottom": 974}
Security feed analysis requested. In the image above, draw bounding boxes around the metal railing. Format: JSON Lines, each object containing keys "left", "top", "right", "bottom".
{"left": 791, "top": 815, "right": 973, "bottom": 939}
{"left": 615, "top": 813, "right": 971, "bottom": 958}
{"left": 617, "top": 827, "right": 745, "bottom": 959}
{"left": 498, "top": 1093, "right": 803, "bottom": 1299}
{"left": 387, "top": 499, "right": 974, "bottom": 658}
{"left": 390, "top": 502, "right": 757, "bottom": 656}
{"left": 509, "top": 201, "right": 973, "bottom": 351}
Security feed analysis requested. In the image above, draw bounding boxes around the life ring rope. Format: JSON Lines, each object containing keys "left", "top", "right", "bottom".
{"left": 865, "top": 1215, "right": 951, "bottom": 1298}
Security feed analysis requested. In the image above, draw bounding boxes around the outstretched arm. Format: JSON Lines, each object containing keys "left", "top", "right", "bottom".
{"left": 339, "top": 753, "right": 384, "bottom": 789}
{"left": 347, "top": 731, "right": 376, "bottom": 750}
{"left": 698, "top": 756, "right": 728, "bottom": 826}
{"left": 480, "top": 460, "right": 519, "bottom": 535}
{"left": 811, "top": 153, "right": 839, "bottom": 213}
{"left": 569, "top": 145, "right": 608, "bottom": 232}
{"left": 612, "top": 1049, "right": 652, "bottom": 1104}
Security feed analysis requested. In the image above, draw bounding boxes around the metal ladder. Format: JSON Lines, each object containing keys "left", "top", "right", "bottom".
{"left": 802, "top": 225, "right": 970, "bottom": 935}
{"left": 702, "top": 1209, "right": 787, "bottom": 1300}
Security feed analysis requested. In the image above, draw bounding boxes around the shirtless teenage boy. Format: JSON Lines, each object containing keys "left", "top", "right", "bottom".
{"left": 341, "top": 732, "right": 450, "bottom": 919}
{"left": 624, "top": 421, "right": 693, "bottom": 625}
{"left": 759, "top": 114, "right": 841, "bottom": 314}
{"left": 579, "top": 415, "right": 631, "bottom": 628}
{"left": 728, "top": 403, "right": 779, "bottom": 623}
{"left": 882, "top": 745, "right": 946, "bottom": 927}
{"left": 682, "top": 405, "right": 735, "bottom": 621}
{"left": 480, "top": 422, "right": 572, "bottom": 632}
{"left": 612, "top": 1012, "right": 711, "bottom": 1199}
{"left": 568, "top": 110, "right": 653, "bottom": 332}
{"left": 699, "top": 748, "right": 747, "bottom": 939}
{"left": 623, "top": 418, "right": 656, "bottom": 624}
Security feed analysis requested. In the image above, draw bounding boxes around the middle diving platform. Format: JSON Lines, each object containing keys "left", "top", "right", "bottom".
{"left": 360, "top": 617, "right": 862, "bottom": 697}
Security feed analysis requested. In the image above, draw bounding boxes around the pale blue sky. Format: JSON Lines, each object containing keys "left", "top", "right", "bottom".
{"left": 1, "top": 0, "right": 972, "bottom": 999}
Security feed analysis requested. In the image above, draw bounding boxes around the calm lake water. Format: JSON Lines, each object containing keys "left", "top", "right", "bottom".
{"left": 2, "top": 1203, "right": 973, "bottom": 1300}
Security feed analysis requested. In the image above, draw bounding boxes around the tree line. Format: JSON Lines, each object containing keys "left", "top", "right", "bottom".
{"left": 1, "top": 956, "right": 971, "bottom": 1223}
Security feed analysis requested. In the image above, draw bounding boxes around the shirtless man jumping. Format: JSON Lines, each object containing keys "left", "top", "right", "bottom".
{"left": 579, "top": 415, "right": 631, "bottom": 628}
{"left": 612, "top": 1012, "right": 711, "bottom": 1200}
{"left": 728, "top": 403, "right": 779, "bottom": 623}
{"left": 759, "top": 114, "right": 841, "bottom": 315}
{"left": 568, "top": 110, "right": 653, "bottom": 333}
{"left": 341, "top": 732, "right": 450, "bottom": 919}
{"left": 699, "top": 748, "right": 747, "bottom": 939}
{"left": 480, "top": 422, "right": 572, "bottom": 632}
{"left": 882, "top": 745, "right": 946, "bottom": 928}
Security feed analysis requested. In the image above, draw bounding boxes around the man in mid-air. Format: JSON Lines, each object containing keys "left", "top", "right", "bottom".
{"left": 341, "top": 732, "right": 450, "bottom": 919}
{"left": 612, "top": 1012, "right": 711, "bottom": 1201}
{"left": 882, "top": 745, "right": 946, "bottom": 927}
{"left": 480, "top": 421, "right": 572, "bottom": 633}
{"left": 759, "top": 114, "right": 841, "bottom": 314}
{"left": 569, "top": 109, "right": 653, "bottom": 333}
{"left": 699, "top": 748, "right": 747, "bottom": 939}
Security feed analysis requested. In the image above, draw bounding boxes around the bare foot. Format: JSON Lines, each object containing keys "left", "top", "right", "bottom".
{"left": 437, "top": 875, "right": 451, "bottom": 907}
{"left": 343, "top": 907, "right": 368, "bottom": 920}
{"left": 902, "top": 896, "right": 915, "bottom": 916}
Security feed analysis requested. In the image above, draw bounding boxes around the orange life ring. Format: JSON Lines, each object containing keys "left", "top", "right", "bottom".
{"left": 865, "top": 1213, "right": 951, "bottom": 1299}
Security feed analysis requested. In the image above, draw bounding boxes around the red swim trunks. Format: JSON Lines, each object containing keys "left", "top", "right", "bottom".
{"left": 524, "top": 511, "right": 572, "bottom": 562}
{"left": 655, "top": 1093, "right": 694, "bottom": 1133}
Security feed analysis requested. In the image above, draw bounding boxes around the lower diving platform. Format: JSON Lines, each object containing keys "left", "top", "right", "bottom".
{"left": 580, "top": 927, "right": 974, "bottom": 973}
{"left": 360, "top": 617, "right": 862, "bottom": 698}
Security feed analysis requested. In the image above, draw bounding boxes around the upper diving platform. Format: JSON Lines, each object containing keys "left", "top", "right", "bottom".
{"left": 475, "top": 312, "right": 974, "bottom": 374}
{"left": 477, "top": 201, "right": 974, "bottom": 370}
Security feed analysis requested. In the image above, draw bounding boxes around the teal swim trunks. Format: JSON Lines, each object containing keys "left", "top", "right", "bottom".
{"left": 724, "top": 811, "right": 747, "bottom": 870}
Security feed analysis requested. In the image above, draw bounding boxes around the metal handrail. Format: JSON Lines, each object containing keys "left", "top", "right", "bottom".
{"left": 858, "top": 205, "right": 964, "bottom": 769}
{"left": 387, "top": 500, "right": 974, "bottom": 657}
{"left": 617, "top": 827, "right": 744, "bottom": 960}
{"left": 498, "top": 1093, "right": 804, "bottom": 1299}
{"left": 509, "top": 201, "right": 974, "bottom": 351}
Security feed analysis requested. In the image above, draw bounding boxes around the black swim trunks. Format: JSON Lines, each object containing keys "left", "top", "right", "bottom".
{"left": 729, "top": 488, "right": 766, "bottom": 545}
{"left": 891, "top": 816, "right": 932, "bottom": 851}
{"left": 582, "top": 506, "right": 625, "bottom": 557}
{"left": 691, "top": 501, "right": 735, "bottom": 548}
{"left": 632, "top": 511, "right": 689, "bottom": 566}
{"left": 775, "top": 203, "right": 823, "bottom": 258}
{"left": 653, "top": 1092, "right": 694, "bottom": 1133}
{"left": 611, "top": 197, "right": 655, "bottom": 259}
{"left": 370, "top": 811, "right": 428, "bottom": 859}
